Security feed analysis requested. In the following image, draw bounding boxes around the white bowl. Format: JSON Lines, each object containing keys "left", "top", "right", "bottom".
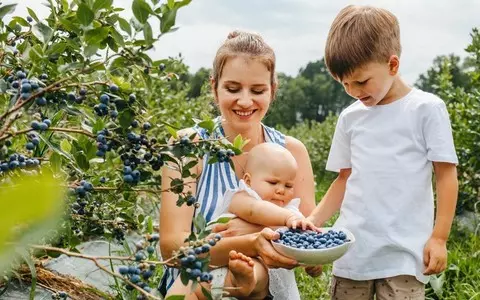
{"left": 271, "top": 227, "right": 355, "bottom": 265}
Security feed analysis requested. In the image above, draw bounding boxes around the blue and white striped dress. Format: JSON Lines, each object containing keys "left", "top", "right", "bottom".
{"left": 159, "top": 117, "right": 296, "bottom": 298}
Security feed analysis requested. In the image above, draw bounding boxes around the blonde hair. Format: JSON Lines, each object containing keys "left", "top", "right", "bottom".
{"left": 212, "top": 30, "right": 277, "bottom": 99}
{"left": 324, "top": 5, "right": 401, "bottom": 80}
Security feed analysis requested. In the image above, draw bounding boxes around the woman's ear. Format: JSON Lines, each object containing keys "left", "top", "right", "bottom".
{"left": 210, "top": 77, "right": 218, "bottom": 103}
{"left": 388, "top": 55, "right": 400, "bottom": 75}
{"left": 243, "top": 173, "right": 251, "bottom": 185}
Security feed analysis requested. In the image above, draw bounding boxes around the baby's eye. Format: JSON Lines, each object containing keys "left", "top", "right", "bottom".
{"left": 286, "top": 185, "right": 293, "bottom": 189}
{"left": 267, "top": 181, "right": 277, "bottom": 185}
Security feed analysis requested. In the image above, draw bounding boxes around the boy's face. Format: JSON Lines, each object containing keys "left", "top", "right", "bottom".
{"left": 339, "top": 57, "right": 399, "bottom": 107}
{"left": 245, "top": 162, "right": 296, "bottom": 207}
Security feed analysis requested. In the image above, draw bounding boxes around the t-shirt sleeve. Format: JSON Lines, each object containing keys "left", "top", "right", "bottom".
{"left": 326, "top": 113, "right": 352, "bottom": 172}
{"left": 423, "top": 100, "right": 458, "bottom": 164}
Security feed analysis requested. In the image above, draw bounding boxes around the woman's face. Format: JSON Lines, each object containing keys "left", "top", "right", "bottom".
{"left": 213, "top": 56, "right": 274, "bottom": 133}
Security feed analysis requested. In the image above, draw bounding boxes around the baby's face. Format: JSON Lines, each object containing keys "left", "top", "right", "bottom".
{"left": 247, "top": 162, "right": 296, "bottom": 207}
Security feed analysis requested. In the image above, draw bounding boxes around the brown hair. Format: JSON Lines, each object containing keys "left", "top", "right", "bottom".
{"left": 212, "top": 30, "right": 277, "bottom": 99}
{"left": 324, "top": 5, "right": 401, "bottom": 80}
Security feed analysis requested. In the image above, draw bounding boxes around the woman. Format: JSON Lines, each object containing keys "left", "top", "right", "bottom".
{"left": 159, "top": 30, "right": 316, "bottom": 299}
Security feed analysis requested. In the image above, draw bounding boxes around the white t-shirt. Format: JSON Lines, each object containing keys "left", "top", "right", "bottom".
{"left": 326, "top": 88, "right": 458, "bottom": 283}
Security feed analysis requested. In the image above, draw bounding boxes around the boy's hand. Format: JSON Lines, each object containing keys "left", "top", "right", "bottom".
{"left": 304, "top": 265, "right": 323, "bottom": 277}
{"left": 423, "top": 236, "right": 448, "bottom": 275}
{"left": 285, "top": 214, "right": 321, "bottom": 232}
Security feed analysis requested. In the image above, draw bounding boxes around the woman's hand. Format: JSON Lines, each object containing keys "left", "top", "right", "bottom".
{"left": 253, "top": 228, "right": 298, "bottom": 269}
{"left": 212, "top": 218, "right": 264, "bottom": 237}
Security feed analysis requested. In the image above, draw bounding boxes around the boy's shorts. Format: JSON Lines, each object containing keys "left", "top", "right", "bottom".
{"left": 330, "top": 275, "right": 425, "bottom": 300}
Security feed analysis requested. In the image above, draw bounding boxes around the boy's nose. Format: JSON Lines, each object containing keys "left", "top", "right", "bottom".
{"left": 276, "top": 186, "right": 285, "bottom": 195}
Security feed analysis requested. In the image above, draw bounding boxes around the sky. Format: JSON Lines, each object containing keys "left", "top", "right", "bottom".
{"left": 6, "top": 0, "right": 480, "bottom": 84}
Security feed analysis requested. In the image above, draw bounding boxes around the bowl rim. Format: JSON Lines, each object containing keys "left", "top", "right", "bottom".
{"left": 272, "top": 226, "right": 355, "bottom": 252}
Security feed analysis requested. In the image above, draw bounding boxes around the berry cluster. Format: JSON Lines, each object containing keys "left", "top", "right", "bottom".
{"left": 117, "top": 234, "right": 160, "bottom": 299}
{"left": 6, "top": 70, "right": 48, "bottom": 105}
{"left": 0, "top": 153, "right": 40, "bottom": 175}
{"left": 274, "top": 229, "right": 349, "bottom": 250}
{"left": 178, "top": 234, "right": 222, "bottom": 283}
{"left": 95, "top": 128, "right": 114, "bottom": 158}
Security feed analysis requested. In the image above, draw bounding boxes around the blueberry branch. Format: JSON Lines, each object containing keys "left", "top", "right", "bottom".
{"left": 0, "top": 127, "right": 95, "bottom": 142}
{"left": 30, "top": 245, "right": 163, "bottom": 300}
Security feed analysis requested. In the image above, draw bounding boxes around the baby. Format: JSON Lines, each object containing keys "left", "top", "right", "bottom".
{"left": 168, "top": 143, "right": 320, "bottom": 300}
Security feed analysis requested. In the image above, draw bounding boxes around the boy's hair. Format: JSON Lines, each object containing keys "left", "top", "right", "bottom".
{"left": 324, "top": 5, "right": 402, "bottom": 80}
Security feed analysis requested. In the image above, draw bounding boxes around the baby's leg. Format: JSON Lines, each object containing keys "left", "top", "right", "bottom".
{"left": 223, "top": 250, "right": 269, "bottom": 299}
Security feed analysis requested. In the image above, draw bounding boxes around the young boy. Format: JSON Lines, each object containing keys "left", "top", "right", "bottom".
{"left": 168, "top": 142, "right": 321, "bottom": 300}
{"left": 307, "top": 5, "right": 459, "bottom": 300}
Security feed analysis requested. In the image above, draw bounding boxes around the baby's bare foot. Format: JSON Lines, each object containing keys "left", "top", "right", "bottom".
{"left": 228, "top": 250, "right": 256, "bottom": 297}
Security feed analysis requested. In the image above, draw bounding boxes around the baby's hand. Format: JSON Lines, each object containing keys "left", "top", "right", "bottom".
{"left": 304, "top": 265, "right": 323, "bottom": 277}
{"left": 285, "top": 214, "right": 321, "bottom": 232}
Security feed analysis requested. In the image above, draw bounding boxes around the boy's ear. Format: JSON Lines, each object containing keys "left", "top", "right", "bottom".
{"left": 243, "top": 173, "right": 251, "bottom": 185}
{"left": 388, "top": 55, "right": 400, "bottom": 75}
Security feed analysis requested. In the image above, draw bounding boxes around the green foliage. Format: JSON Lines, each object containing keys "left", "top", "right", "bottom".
{"left": 265, "top": 60, "right": 353, "bottom": 129}
{"left": 0, "top": 169, "right": 65, "bottom": 272}
{"left": 281, "top": 115, "right": 338, "bottom": 199}
{"left": 415, "top": 28, "right": 480, "bottom": 214}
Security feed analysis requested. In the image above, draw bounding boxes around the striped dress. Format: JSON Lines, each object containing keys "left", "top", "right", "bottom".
{"left": 159, "top": 117, "right": 295, "bottom": 298}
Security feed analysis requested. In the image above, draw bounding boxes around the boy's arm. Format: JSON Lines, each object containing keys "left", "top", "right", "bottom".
{"left": 228, "top": 191, "right": 297, "bottom": 227}
{"left": 308, "top": 168, "right": 351, "bottom": 226}
{"left": 432, "top": 162, "right": 458, "bottom": 240}
{"left": 423, "top": 161, "right": 458, "bottom": 275}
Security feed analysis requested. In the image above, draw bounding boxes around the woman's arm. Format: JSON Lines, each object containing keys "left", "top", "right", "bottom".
{"left": 159, "top": 129, "right": 199, "bottom": 260}
{"left": 285, "top": 136, "right": 316, "bottom": 215}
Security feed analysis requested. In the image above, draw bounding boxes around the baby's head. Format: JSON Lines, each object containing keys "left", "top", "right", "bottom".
{"left": 243, "top": 143, "right": 298, "bottom": 207}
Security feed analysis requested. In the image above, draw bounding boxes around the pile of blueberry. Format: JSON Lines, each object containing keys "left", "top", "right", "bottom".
{"left": 50, "top": 291, "right": 67, "bottom": 299}
{"left": 274, "top": 229, "right": 350, "bottom": 250}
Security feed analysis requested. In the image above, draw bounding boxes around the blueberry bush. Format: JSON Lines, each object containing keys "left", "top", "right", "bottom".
{"left": 0, "top": 1, "right": 245, "bottom": 299}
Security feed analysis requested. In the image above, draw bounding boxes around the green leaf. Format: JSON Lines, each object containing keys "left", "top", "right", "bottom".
{"left": 233, "top": 134, "right": 243, "bottom": 149}
{"left": 118, "top": 109, "right": 135, "bottom": 130}
{"left": 19, "top": 250, "right": 37, "bottom": 299}
{"left": 32, "top": 23, "right": 53, "bottom": 44}
{"left": 166, "top": 296, "right": 185, "bottom": 300}
{"left": 85, "top": 27, "right": 110, "bottom": 45}
{"left": 0, "top": 170, "right": 65, "bottom": 273}
{"left": 197, "top": 119, "right": 215, "bottom": 133}
{"left": 77, "top": 4, "right": 94, "bottom": 26}
{"left": 50, "top": 152, "right": 62, "bottom": 173}
{"left": 0, "top": 79, "right": 7, "bottom": 93}
{"left": 74, "top": 152, "right": 90, "bottom": 171}
{"left": 193, "top": 214, "right": 206, "bottom": 232}
{"left": 201, "top": 285, "right": 213, "bottom": 300}
{"left": 117, "top": 17, "right": 131, "bottom": 36}
{"left": 27, "top": 8, "right": 39, "bottom": 22}
{"left": 0, "top": 4, "right": 17, "bottom": 20}
{"left": 29, "top": 44, "right": 44, "bottom": 62}
{"left": 47, "top": 42, "right": 67, "bottom": 55}
{"left": 110, "top": 28, "right": 125, "bottom": 47}
{"left": 93, "top": 0, "right": 113, "bottom": 12}
{"left": 143, "top": 21, "right": 153, "bottom": 44}
{"left": 132, "top": 0, "right": 152, "bottom": 24}
{"left": 83, "top": 44, "right": 99, "bottom": 57}
{"left": 160, "top": 8, "right": 177, "bottom": 33}
{"left": 60, "top": 140, "right": 72, "bottom": 153}
{"left": 166, "top": 125, "right": 178, "bottom": 139}
{"left": 12, "top": 17, "right": 30, "bottom": 27}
